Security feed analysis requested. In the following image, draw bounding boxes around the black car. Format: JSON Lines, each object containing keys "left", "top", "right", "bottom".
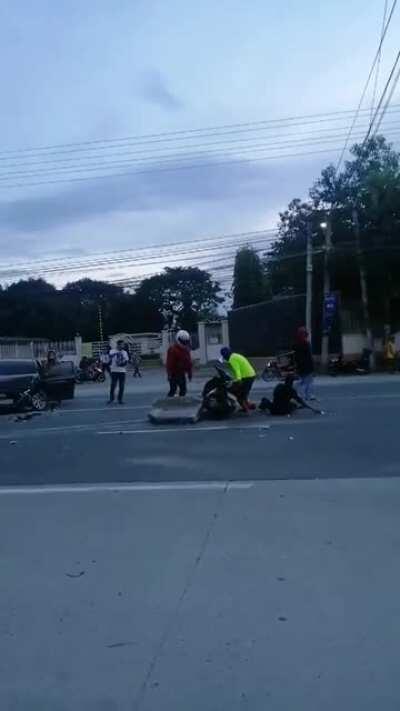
{"left": 0, "top": 359, "right": 75, "bottom": 411}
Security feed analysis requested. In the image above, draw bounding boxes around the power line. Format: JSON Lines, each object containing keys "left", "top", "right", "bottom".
{"left": 373, "top": 62, "right": 400, "bottom": 134}
{"left": 371, "top": 0, "right": 389, "bottom": 121}
{"left": 336, "top": 0, "right": 399, "bottom": 172}
{"left": 0, "top": 230, "right": 277, "bottom": 278}
{"left": 364, "top": 49, "right": 400, "bottom": 142}
{"left": 2, "top": 137, "right": 400, "bottom": 192}
{"left": 2, "top": 121, "right": 400, "bottom": 182}
{"left": 1, "top": 104, "right": 399, "bottom": 159}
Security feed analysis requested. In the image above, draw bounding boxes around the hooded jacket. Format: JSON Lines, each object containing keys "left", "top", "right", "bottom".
{"left": 293, "top": 327, "right": 314, "bottom": 376}
{"left": 166, "top": 342, "right": 192, "bottom": 378}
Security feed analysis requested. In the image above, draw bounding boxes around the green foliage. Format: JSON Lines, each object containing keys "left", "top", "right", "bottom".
{"left": 135, "top": 266, "right": 222, "bottom": 331}
{"left": 232, "top": 246, "right": 270, "bottom": 308}
{"left": 0, "top": 268, "right": 221, "bottom": 340}
{"left": 266, "top": 135, "right": 400, "bottom": 327}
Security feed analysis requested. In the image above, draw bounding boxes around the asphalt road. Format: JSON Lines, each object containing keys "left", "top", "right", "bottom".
{"left": 2, "top": 372, "right": 400, "bottom": 710}
{"left": 1, "top": 372, "right": 399, "bottom": 486}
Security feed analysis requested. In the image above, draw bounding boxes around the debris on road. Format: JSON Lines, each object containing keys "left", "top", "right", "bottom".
{"left": 148, "top": 396, "right": 202, "bottom": 425}
{"left": 14, "top": 413, "right": 41, "bottom": 423}
{"left": 9, "top": 440, "right": 17, "bottom": 445}
{"left": 65, "top": 571, "right": 85, "bottom": 579}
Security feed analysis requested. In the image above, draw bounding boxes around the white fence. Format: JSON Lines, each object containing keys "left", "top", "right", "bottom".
{"left": 0, "top": 337, "right": 82, "bottom": 365}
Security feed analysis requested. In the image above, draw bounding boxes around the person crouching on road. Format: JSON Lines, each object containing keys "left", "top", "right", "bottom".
{"left": 108, "top": 340, "right": 129, "bottom": 405}
{"left": 220, "top": 347, "right": 256, "bottom": 413}
{"left": 259, "top": 375, "right": 318, "bottom": 415}
{"left": 167, "top": 330, "right": 192, "bottom": 397}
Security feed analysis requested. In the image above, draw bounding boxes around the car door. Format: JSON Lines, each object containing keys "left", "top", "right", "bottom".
{"left": 41, "top": 362, "right": 75, "bottom": 400}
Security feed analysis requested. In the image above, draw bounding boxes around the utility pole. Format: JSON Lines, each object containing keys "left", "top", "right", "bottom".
{"left": 98, "top": 304, "right": 104, "bottom": 344}
{"left": 320, "top": 217, "right": 332, "bottom": 372}
{"left": 352, "top": 207, "right": 375, "bottom": 369}
{"left": 305, "top": 221, "right": 313, "bottom": 342}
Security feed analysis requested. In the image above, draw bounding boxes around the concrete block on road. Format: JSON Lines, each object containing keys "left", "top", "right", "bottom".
{"left": 148, "top": 396, "right": 203, "bottom": 425}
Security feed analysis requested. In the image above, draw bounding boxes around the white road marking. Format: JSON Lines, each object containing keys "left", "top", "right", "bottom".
{"left": 97, "top": 419, "right": 330, "bottom": 436}
{"left": 0, "top": 419, "right": 146, "bottom": 438}
{"left": 0, "top": 480, "right": 253, "bottom": 495}
{"left": 53, "top": 405, "right": 150, "bottom": 414}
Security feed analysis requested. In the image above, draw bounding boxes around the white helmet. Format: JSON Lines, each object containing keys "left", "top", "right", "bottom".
{"left": 176, "top": 329, "right": 190, "bottom": 343}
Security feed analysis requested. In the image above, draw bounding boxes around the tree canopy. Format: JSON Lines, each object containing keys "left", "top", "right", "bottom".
{"left": 0, "top": 268, "right": 222, "bottom": 341}
{"left": 232, "top": 246, "right": 270, "bottom": 308}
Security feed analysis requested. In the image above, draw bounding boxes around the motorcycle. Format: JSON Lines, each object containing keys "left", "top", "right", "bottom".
{"left": 75, "top": 361, "right": 105, "bottom": 384}
{"left": 261, "top": 351, "right": 296, "bottom": 382}
{"left": 14, "top": 379, "right": 48, "bottom": 412}
{"left": 329, "top": 349, "right": 371, "bottom": 376}
{"left": 202, "top": 363, "right": 237, "bottom": 418}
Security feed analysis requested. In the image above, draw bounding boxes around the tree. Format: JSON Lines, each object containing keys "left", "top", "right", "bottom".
{"left": 232, "top": 246, "right": 270, "bottom": 308}
{"left": 134, "top": 266, "right": 222, "bottom": 331}
{"left": 62, "top": 278, "right": 125, "bottom": 340}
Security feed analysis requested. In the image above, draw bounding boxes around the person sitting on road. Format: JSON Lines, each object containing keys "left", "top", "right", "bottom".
{"left": 220, "top": 347, "right": 256, "bottom": 413}
{"left": 166, "top": 330, "right": 192, "bottom": 397}
{"left": 259, "top": 375, "right": 319, "bottom": 416}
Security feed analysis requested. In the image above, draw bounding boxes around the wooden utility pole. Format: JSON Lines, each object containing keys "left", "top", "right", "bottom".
{"left": 352, "top": 207, "right": 375, "bottom": 369}
{"left": 320, "top": 218, "right": 332, "bottom": 371}
{"left": 305, "top": 221, "right": 313, "bottom": 342}
{"left": 98, "top": 304, "right": 104, "bottom": 344}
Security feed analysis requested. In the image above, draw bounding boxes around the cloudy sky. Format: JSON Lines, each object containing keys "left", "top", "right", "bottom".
{"left": 0, "top": 0, "right": 399, "bottom": 283}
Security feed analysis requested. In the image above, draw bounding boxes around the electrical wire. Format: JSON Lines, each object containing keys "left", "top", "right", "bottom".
{"left": 2, "top": 105, "right": 399, "bottom": 160}
{"left": 2, "top": 122, "right": 400, "bottom": 182}
{"left": 373, "top": 63, "right": 400, "bottom": 134}
{"left": 364, "top": 49, "right": 400, "bottom": 142}
{"left": 336, "top": 0, "right": 399, "bottom": 172}
{"left": 371, "top": 0, "right": 389, "bottom": 121}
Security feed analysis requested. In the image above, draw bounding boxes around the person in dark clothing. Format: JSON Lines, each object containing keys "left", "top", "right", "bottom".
{"left": 259, "top": 375, "right": 319, "bottom": 415}
{"left": 166, "top": 330, "right": 192, "bottom": 397}
{"left": 293, "top": 326, "right": 315, "bottom": 400}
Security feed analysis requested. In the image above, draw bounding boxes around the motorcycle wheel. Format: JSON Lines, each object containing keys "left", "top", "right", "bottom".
{"left": 97, "top": 372, "right": 106, "bottom": 383}
{"left": 31, "top": 390, "right": 48, "bottom": 411}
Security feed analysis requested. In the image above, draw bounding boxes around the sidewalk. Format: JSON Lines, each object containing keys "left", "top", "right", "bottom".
{"left": 1, "top": 477, "right": 400, "bottom": 710}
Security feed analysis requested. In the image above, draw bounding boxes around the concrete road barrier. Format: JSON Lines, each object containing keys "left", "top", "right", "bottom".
{"left": 148, "top": 396, "right": 203, "bottom": 424}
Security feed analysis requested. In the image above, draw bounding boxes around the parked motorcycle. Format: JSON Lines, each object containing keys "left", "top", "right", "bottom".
{"left": 202, "top": 363, "right": 237, "bottom": 418}
{"left": 75, "top": 361, "right": 105, "bottom": 384}
{"left": 329, "top": 349, "right": 371, "bottom": 376}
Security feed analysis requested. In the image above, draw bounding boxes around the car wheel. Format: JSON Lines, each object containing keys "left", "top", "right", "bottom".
{"left": 31, "top": 390, "right": 48, "bottom": 411}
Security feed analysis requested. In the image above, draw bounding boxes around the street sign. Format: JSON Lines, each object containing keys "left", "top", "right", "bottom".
{"left": 323, "top": 293, "right": 337, "bottom": 334}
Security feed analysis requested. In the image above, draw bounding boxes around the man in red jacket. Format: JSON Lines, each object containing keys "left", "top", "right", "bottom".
{"left": 166, "top": 330, "right": 192, "bottom": 397}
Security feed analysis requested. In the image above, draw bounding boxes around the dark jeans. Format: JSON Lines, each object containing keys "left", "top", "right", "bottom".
{"left": 230, "top": 377, "right": 255, "bottom": 407}
{"left": 132, "top": 365, "right": 142, "bottom": 377}
{"left": 168, "top": 374, "right": 187, "bottom": 397}
{"left": 110, "top": 372, "right": 126, "bottom": 402}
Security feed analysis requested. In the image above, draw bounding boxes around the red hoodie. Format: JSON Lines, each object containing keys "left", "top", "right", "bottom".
{"left": 166, "top": 342, "right": 192, "bottom": 378}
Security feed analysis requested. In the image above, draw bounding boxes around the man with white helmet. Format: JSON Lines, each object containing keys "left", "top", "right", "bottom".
{"left": 166, "top": 330, "right": 192, "bottom": 397}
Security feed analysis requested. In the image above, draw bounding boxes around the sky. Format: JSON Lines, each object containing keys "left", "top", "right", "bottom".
{"left": 0, "top": 0, "right": 399, "bottom": 285}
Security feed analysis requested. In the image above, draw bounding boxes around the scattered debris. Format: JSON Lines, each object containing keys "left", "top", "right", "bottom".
{"left": 14, "top": 413, "right": 41, "bottom": 422}
{"left": 288, "top": 436, "right": 295, "bottom": 441}
{"left": 276, "top": 577, "right": 286, "bottom": 582}
{"left": 65, "top": 571, "right": 85, "bottom": 579}
{"left": 278, "top": 616, "right": 287, "bottom": 622}
{"left": 9, "top": 441, "right": 17, "bottom": 445}
{"left": 106, "top": 641, "right": 135, "bottom": 649}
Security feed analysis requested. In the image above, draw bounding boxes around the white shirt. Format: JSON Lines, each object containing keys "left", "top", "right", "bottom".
{"left": 109, "top": 349, "right": 129, "bottom": 373}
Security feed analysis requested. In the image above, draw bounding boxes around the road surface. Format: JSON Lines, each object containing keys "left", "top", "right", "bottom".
{"left": 1, "top": 373, "right": 400, "bottom": 710}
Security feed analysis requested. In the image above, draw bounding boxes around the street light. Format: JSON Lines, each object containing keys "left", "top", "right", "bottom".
{"left": 320, "top": 222, "right": 328, "bottom": 230}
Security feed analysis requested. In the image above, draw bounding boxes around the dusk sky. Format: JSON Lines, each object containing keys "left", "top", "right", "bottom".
{"left": 0, "top": 1, "right": 399, "bottom": 284}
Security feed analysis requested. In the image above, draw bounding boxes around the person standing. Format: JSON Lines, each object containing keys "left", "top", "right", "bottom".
{"left": 220, "top": 347, "right": 256, "bottom": 412}
{"left": 293, "top": 326, "right": 315, "bottom": 401}
{"left": 166, "top": 330, "right": 192, "bottom": 397}
{"left": 108, "top": 340, "right": 129, "bottom": 404}
{"left": 100, "top": 346, "right": 111, "bottom": 377}
{"left": 384, "top": 335, "right": 397, "bottom": 373}
{"left": 132, "top": 351, "right": 142, "bottom": 378}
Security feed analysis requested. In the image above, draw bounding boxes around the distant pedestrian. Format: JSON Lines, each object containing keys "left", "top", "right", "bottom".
{"left": 108, "top": 340, "right": 129, "bottom": 405}
{"left": 132, "top": 351, "right": 142, "bottom": 378}
{"left": 100, "top": 346, "right": 111, "bottom": 377}
{"left": 384, "top": 336, "right": 397, "bottom": 373}
{"left": 293, "top": 326, "right": 315, "bottom": 401}
{"left": 166, "top": 330, "right": 192, "bottom": 397}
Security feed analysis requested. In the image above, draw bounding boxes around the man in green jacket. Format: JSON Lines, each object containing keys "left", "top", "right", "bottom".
{"left": 220, "top": 347, "right": 256, "bottom": 412}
